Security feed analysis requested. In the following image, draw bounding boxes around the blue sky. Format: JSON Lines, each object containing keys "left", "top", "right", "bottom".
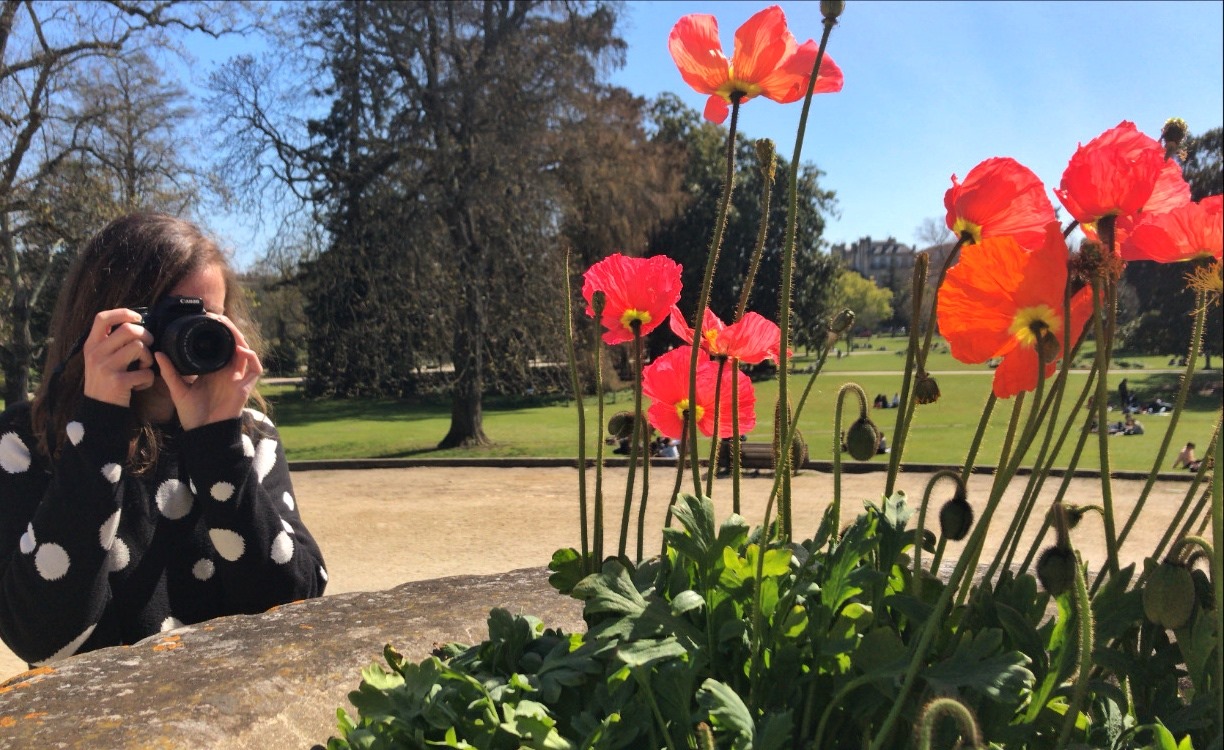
{"left": 611, "top": 1, "right": 1224, "bottom": 250}
{"left": 184, "top": 1, "right": 1224, "bottom": 268}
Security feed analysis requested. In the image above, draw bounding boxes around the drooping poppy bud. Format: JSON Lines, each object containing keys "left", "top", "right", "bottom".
{"left": 938, "top": 493, "right": 974, "bottom": 542}
{"left": 607, "top": 411, "right": 635, "bottom": 439}
{"left": 820, "top": 0, "right": 845, "bottom": 20}
{"left": 1142, "top": 561, "right": 1197, "bottom": 630}
{"left": 845, "top": 416, "right": 879, "bottom": 461}
{"left": 1036, "top": 546, "right": 1078, "bottom": 596}
{"left": 914, "top": 372, "right": 941, "bottom": 405}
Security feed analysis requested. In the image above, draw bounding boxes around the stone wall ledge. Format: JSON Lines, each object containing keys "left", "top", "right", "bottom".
{"left": 0, "top": 567, "right": 584, "bottom": 749}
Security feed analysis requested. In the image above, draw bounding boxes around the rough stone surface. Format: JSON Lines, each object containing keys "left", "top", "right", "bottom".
{"left": 0, "top": 567, "right": 583, "bottom": 749}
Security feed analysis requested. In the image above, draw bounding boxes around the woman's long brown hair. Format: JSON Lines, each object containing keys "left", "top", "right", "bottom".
{"left": 30, "top": 213, "right": 265, "bottom": 471}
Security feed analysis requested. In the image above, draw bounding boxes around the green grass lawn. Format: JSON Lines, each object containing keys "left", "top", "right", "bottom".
{"left": 264, "top": 336, "right": 1222, "bottom": 473}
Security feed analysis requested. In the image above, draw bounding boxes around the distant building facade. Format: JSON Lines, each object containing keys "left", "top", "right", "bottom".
{"left": 830, "top": 236, "right": 915, "bottom": 287}
{"left": 831, "top": 236, "right": 958, "bottom": 289}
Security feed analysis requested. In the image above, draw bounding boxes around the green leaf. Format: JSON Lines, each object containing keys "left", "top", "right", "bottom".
{"left": 616, "top": 637, "right": 689, "bottom": 669}
{"left": 548, "top": 547, "right": 587, "bottom": 595}
{"left": 670, "top": 589, "right": 705, "bottom": 616}
{"left": 923, "top": 629, "right": 1035, "bottom": 702}
{"left": 696, "top": 679, "right": 755, "bottom": 748}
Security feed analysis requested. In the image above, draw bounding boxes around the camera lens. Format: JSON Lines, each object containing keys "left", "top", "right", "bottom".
{"left": 163, "top": 316, "right": 235, "bottom": 375}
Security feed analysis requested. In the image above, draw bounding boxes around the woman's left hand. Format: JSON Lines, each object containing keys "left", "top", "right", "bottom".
{"left": 155, "top": 315, "right": 263, "bottom": 431}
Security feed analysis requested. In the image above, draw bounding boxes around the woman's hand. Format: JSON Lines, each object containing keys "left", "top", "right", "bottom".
{"left": 82, "top": 308, "right": 156, "bottom": 407}
{"left": 155, "top": 315, "right": 263, "bottom": 431}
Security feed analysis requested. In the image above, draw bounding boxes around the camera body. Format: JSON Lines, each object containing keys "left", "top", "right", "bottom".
{"left": 132, "top": 295, "right": 235, "bottom": 376}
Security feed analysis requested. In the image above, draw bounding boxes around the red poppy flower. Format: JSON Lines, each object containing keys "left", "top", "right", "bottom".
{"left": 669, "top": 5, "right": 843, "bottom": 125}
{"left": 582, "top": 254, "right": 683, "bottom": 345}
{"left": 938, "top": 222, "right": 1094, "bottom": 399}
{"left": 1121, "top": 195, "right": 1224, "bottom": 263}
{"left": 1083, "top": 158, "right": 1192, "bottom": 249}
{"left": 642, "top": 346, "right": 756, "bottom": 440}
{"left": 668, "top": 306, "right": 783, "bottom": 364}
{"left": 944, "top": 157, "right": 1057, "bottom": 249}
{"left": 1055, "top": 121, "right": 1172, "bottom": 227}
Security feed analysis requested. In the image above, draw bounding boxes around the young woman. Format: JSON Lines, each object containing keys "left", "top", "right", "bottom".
{"left": 0, "top": 213, "right": 327, "bottom": 666}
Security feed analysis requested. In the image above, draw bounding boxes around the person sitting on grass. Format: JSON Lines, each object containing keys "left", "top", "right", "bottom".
{"left": 1172, "top": 442, "right": 1202, "bottom": 471}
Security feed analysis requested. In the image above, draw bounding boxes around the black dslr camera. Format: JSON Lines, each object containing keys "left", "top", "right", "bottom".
{"left": 132, "top": 295, "right": 235, "bottom": 376}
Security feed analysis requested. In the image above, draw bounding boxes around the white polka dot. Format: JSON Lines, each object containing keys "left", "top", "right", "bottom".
{"left": 65, "top": 421, "right": 85, "bottom": 446}
{"left": 99, "top": 510, "right": 121, "bottom": 550}
{"left": 282, "top": 491, "right": 296, "bottom": 512}
{"left": 209, "top": 529, "right": 245, "bottom": 561}
{"left": 270, "top": 531, "right": 294, "bottom": 564}
{"left": 155, "top": 479, "right": 194, "bottom": 520}
{"left": 281, "top": 519, "right": 295, "bottom": 535}
{"left": 160, "top": 616, "right": 185, "bottom": 632}
{"left": 319, "top": 567, "right": 329, "bottom": 582}
{"left": 1, "top": 432, "right": 31, "bottom": 474}
{"left": 241, "top": 434, "right": 255, "bottom": 458}
{"left": 107, "top": 539, "right": 130, "bottom": 572}
{"left": 19, "top": 523, "right": 36, "bottom": 554}
{"left": 192, "top": 558, "right": 215, "bottom": 581}
{"left": 35, "top": 624, "right": 96, "bottom": 666}
{"left": 253, "top": 439, "right": 278, "bottom": 482}
{"left": 101, "top": 463, "right": 122, "bottom": 484}
{"left": 210, "top": 482, "right": 235, "bottom": 502}
{"left": 189, "top": 478, "right": 197, "bottom": 495}
{"left": 35, "top": 543, "right": 70, "bottom": 581}
{"left": 244, "top": 407, "right": 271, "bottom": 425}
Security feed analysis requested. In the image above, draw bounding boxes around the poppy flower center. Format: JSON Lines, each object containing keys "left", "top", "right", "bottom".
{"left": 673, "top": 399, "right": 705, "bottom": 424}
{"left": 1009, "top": 305, "right": 1061, "bottom": 353}
{"left": 620, "top": 309, "right": 652, "bottom": 330}
{"left": 702, "top": 328, "right": 722, "bottom": 350}
{"left": 716, "top": 72, "right": 761, "bottom": 102}
{"left": 952, "top": 217, "right": 983, "bottom": 245}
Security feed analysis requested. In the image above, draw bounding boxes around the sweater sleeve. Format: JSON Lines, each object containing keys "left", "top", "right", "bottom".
{"left": 178, "top": 408, "right": 327, "bottom": 614}
{"left": 0, "top": 399, "right": 133, "bottom": 664}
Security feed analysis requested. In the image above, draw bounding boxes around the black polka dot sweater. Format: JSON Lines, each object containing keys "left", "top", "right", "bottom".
{"left": 0, "top": 397, "right": 327, "bottom": 666}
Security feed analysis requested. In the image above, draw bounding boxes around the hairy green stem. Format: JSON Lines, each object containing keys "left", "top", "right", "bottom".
{"left": 833, "top": 383, "right": 869, "bottom": 527}
{"left": 562, "top": 252, "right": 590, "bottom": 569}
{"left": 619, "top": 328, "right": 645, "bottom": 558}
{"left": 914, "top": 470, "right": 964, "bottom": 600}
{"left": 884, "top": 252, "right": 932, "bottom": 496}
{"left": 591, "top": 294, "right": 607, "bottom": 569}
{"left": 1056, "top": 552, "right": 1095, "bottom": 748}
{"left": 687, "top": 98, "right": 741, "bottom": 497}
{"left": 916, "top": 697, "right": 983, "bottom": 750}
{"left": 1089, "top": 276, "right": 1121, "bottom": 577}
{"left": 1115, "top": 291, "right": 1207, "bottom": 549}
{"left": 705, "top": 358, "right": 727, "bottom": 497}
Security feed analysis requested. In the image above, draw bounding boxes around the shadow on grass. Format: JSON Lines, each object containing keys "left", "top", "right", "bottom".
{"left": 266, "top": 387, "right": 573, "bottom": 428}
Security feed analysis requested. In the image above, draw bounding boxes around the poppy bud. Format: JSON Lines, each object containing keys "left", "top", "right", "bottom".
{"left": 831, "top": 309, "right": 855, "bottom": 334}
{"left": 1161, "top": 117, "right": 1188, "bottom": 156}
{"left": 1036, "top": 546, "right": 1077, "bottom": 596}
{"left": 914, "top": 373, "right": 941, "bottom": 404}
{"left": 845, "top": 416, "right": 879, "bottom": 461}
{"left": 938, "top": 495, "right": 974, "bottom": 541}
{"left": 607, "top": 411, "right": 635, "bottom": 439}
{"left": 821, "top": 0, "right": 845, "bottom": 20}
{"left": 1142, "top": 561, "right": 1196, "bottom": 630}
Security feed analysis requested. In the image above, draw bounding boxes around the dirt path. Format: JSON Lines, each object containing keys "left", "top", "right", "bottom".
{"left": 1, "top": 465, "right": 1200, "bottom": 679}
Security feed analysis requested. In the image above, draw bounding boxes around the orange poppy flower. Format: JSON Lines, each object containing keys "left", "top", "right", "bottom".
{"left": 668, "top": 306, "right": 783, "bottom": 364}
{"left": 944, "top": 157, "right": 1057, "bottom": 249}
{"left": 1055, "top": 121, "right": 1172, "bottom": 228}
{"left": 668, "top": 5, "right": 843, "bottom": 124}
{"left": 642, "top": 346, "right": 756, "bottom": 440}
{"left": 582, "top": 254, "right": 683, "bottom": 345}
{"left": 938, "top": 223, "right": 1094, "bottom": 399}
{"left": 1121, "top": 195, "right": 1223, "bottom": 263}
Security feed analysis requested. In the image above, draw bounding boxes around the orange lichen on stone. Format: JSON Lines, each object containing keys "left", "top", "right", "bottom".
{"left": 152, "top": 634, "right": 184, "bottom": 652}
{"left": 299, "top": 624, "right": 314, "bottom": 630}
{"left": 0, "top": 716, "right": 16, "bottom": 728}
{"left": 22, "top": 712, "right": 47, "bottom": 721}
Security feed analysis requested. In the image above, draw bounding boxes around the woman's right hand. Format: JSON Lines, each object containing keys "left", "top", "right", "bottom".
{"left": 82, "top": 308, "right": 156, "bottom": 408}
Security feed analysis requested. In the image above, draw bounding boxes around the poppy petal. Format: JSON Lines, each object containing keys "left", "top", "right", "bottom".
{"left": 668, "top": 14, "right": 730, "bottom": 95}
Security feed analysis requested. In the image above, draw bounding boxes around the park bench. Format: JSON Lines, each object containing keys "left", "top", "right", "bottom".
{"left": 718, "top": 437, "right": 808, "bottom": 476}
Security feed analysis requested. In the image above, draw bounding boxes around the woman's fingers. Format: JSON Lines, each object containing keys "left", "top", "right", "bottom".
{"left": 82, "top": 308, "right": 155, "bottom": 406}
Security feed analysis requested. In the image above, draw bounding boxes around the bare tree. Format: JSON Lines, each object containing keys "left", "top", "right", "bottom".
{"left": 1, "top": 0, "right": 249, "bottom": 405}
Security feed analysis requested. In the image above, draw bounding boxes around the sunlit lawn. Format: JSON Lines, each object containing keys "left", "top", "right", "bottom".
{"left": 265, "top": 335, "right": 1221, "bottom": 472}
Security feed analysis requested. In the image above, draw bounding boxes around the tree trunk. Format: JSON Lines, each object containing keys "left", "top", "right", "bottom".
{"left": 438, "top": 208, "right": 490, "bottom": 449}
{"left": 2, "top": 288, "right": 33, "bottom": 408}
